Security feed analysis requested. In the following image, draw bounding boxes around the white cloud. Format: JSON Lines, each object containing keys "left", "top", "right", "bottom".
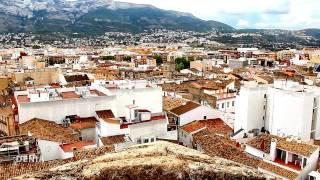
{"left": 237, "top": 19, "right": 249, "bottom": 28}
{"left": 115, "top": 0, "right": 320, "bottom": 29}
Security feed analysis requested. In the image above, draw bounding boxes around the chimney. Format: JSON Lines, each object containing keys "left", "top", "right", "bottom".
{"left": 260, "top": 140, "right": 265, "bottom": 150}
{"left": 270, "top": 138, "right": 277, "bottom": 161}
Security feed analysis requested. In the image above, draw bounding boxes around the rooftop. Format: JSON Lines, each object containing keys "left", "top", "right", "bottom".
{"left": 70, "top": 117, "right": 97, "bottom": 130}
{"left": 193, "top": 130, "right": 260, "bottom": 168}
{"left": 60, "top": 141, "right": 96, "bottom": 152}
{"left": 181, "top": 118, "right": 232, "bottom": 135}
{"left": 163, "top": 96, "right": 188, "bottom": 112}
{"left": 258, "top": 161, "right": 298, "bottom": 179}
{"left": 100, "top": 135, "right": 126, "bottom": 146}
{"left": 246, "top": 134, "right": 318, "bottom": 157}
{"left": 64, "top": 74, "right": 90, "bottom": 83}
{"left": 61, "top": 91, "right": 81, "bottom": 99}
{"left": 169, "top": 101, "right": 200, "bottom": 116}
{"left": 16, "top": 141, "right": 265, "bottom": 180}
{"left": 15, "top": 87, "right": 107, "bottom": 103}
{"left": 19, "top": 118, "right": 80, "bottom": 143}
{"left": 96, "top": 109, "right": 115, "bottom": 123}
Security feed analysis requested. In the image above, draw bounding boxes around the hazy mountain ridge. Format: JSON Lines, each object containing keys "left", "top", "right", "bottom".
{"left": 0, "top": 0, "right": 234, "bottom": 34}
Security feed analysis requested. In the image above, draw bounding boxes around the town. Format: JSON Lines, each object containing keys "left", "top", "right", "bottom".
{"left": 0, "top": 44, "right": 319, "bottom": 179}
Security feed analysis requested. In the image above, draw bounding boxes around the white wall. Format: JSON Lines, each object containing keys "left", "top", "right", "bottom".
{"left": 216, "top": 97, "right": 236, "bottom": 112}
{"left": 17, "top": 87, "right": 163, "bottom": 125}
{"left": 234, "top": 87, "right": 267, "bottom": 132}
{"left": 129, "top": 120, "right": 167, "bottom": 142}
{"left": 266, "top": 88, "right": 315, "bottom": 141}
{"left": 114, "top": 87, "right": 163, "bottom": 118}
{"left": 179, "top": 106, "right": 220, "bottom": 126}
{"left": 299, "top": 149, "right": 320, "bottom": 180}
{"left": 98, "top": 119, "right": 128, "bottom": 137}
{"left": 18, "top": 96, "right": 116, "bottom": 124}
{"left": 179, "top": 127, "right": 205, "bottom": 148}
{"left": 245, "top": 145, "right": 267, "bottom": 159}
{"left": 60, "top": 151, "right": 73, "bottom": 160}
{"left": 38, "top": 140, "right": 61, "bottom": 161}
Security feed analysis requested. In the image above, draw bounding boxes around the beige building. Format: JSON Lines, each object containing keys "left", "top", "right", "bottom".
{"left": 0, "top": 106, "right": 15, "bottom": 136}
{"left": 20, "top": 56, "right": 44, "bottom": 68}
{"left": 304, "top": 48, "right": 320, "bottom": 64}
{"left": 14, "top": 68, "right": 60, "bottom": 85}
{"left": 162, "top": 63, "right": 175, "bottom": 78}
{"left": 0, "top": 77, "right": 9, "bottom": 90}
{"left": 190, "top": 60, "right": 213, "bottom": 72}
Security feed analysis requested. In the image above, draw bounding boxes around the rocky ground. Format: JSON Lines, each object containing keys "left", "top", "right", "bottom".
{"left": 13, "top": 141, "right": 265, "bottom": 180}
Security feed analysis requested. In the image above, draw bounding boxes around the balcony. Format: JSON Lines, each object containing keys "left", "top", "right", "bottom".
{"left": 272, "top": 149, "right": 304, "bottom": 171}
{"left": 274, "top": 158, "right": 301, "bottom": 171}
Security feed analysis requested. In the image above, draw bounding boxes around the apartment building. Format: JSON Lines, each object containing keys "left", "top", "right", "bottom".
{"left": 235, "top": 80, "right": 320, "bottom": 141}
{"left": 245, "top": 134, "right": 319, "bottom": 179}
{"left": 13, "top": 80, "right": 163, "bottom": 125}
{"left": 13, "top": 68, "right": 60, "bottom": 85}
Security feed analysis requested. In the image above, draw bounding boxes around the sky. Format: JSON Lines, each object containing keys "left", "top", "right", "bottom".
{"left": 116, "top": 0, "right": 320, "bottom": 30}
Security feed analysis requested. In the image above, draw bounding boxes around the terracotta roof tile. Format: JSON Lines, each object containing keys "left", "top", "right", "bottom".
{"left": 163, "top": 96, "right": 188, "bottom": 112}
{"left": 258, "top": 161, "right": 298, "bottom": 179}
{"left": 170, "top": 101, "right": 200, "bottom": 116}
{"left": 96, "top": 110, "right": 118, "bottom": 124}
{"left": 70, "top": 117, "right": 97, "bottom": 130}
{"left": 17, "top": 95, "right": 30, "bottom": 103}
{"left": 19, "top": 118, "right": 80, "bottom": 143}
{"left": 64, "top": 74, "right": 90, "bottom": 82}
{"left": 182, "top": 119, "right": 233, "bottom": 135}
{"left": 60, "top": 141, "right": 95, "bottom": 152}
{"left": 100, "top": 135, "right": 126, "bottom": 146}
{"left": 60, "top": 91, "right": 80, "bottom": 99}
{"left": 247, "top": 134, "right": 318, "bottom": 157}
{"left": 96, "top": 110, "right": 115, "bottom": 119}
{"left": 193, "top": 130, "right": 260, "bottom": 168}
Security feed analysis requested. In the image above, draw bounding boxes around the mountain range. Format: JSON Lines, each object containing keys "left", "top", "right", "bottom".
{"left": 0, "top": 0, "right": 234, "bottom": 35}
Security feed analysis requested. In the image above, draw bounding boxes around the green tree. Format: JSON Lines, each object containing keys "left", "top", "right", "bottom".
{"left": 175, "top": 57, "right": 190, "bottom": 71}
{"left": 123, "top": 56, "right": 132, "bottom": 62}
{"left": 154, "top": 55, "right": 163, "bottom": 65}
{"left": 102, "top": 56, "right": 115, "bottom": 60}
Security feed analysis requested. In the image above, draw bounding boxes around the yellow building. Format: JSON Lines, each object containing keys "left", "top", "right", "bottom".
{"left": 13, "top": 68, "right": 60, "bottom": 85}
{"left": 0, "top": 77, "right": 9, "bottom": 90}
{"left": 304, "top": 48, "right": 320, "bottom": 64}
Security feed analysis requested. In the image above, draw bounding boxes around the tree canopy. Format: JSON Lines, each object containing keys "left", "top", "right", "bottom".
{"left": 175, "top": 57, "right": 190, "bottom": 71}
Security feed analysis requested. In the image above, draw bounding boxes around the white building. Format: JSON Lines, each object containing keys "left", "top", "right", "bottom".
{"left": 235, "top": 80, "right": 320, "bottom": 141}
{"left": 169, "top": 101, "right": 220, "bottom": 126}
{"left": 14, "top": 80, "right": 163, "bottom": 125}
{"left": 245, "top": 134, "right": 319, "bottom": 180}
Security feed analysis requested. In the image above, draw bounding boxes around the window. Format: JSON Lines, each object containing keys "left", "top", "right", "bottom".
{"left": 176, "top": 117, "right": 180, "bottom": 126}
{"left": 150, "top": 138, "right": 155, "bottom": 142}
{"left": 143, "top": 138, "right": 149, "bottom": 143}
{"left": 133, "top": 100, "right": 135, "bottom": 104}
{"left": 227, "top": 102, "right": 230, "bottom": 108}
{"left": 203, "top": 116, "right": 207, "bottom": 120}
{"left": 232, "top": 101, "right": 235, "bottom": 106}
{"left": 303, "top": 158, "right": 307, "bottom": 167}
{"left": 222, "top": 103, "right": 224, "bottom": 109}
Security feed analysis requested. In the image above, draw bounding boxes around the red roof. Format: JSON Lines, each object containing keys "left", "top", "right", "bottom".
{"left": 181, "top": 118, "right": 232, "bottom": 135}
{"left": 70, "top": 117, "right": 97, "bottom": 130}
{"left": 60, "top": 141, "right": 95, "bottom": 152}
{"left": 17, "top": 95, "right": 30, "bottom": 103}
{"left": 61, "top": 91, "right": 80, "bottom": 99}
{"left": 96, "top": 110, "right": 115, "bottom": 120}
{"left": 170, "top": 101, "right": 200, "bottom": 116}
